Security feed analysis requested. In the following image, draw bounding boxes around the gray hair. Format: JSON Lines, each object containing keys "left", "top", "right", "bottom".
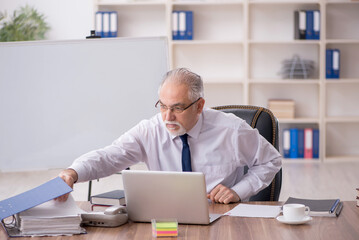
{"left": 158, "top": 68, "right": 204, "bottom": 101}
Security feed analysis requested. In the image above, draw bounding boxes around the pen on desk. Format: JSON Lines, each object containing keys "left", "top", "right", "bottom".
{"left": 330, "top": 199, "right": 340, "bottom": 213}
{"left": 335, "top": 202, "right": 343, "bottom": 216}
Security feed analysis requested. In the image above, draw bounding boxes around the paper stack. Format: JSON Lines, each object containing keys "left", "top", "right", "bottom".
{"left": 18, "top": 195, "right": 86, "bottom": 236}
{"left": 268, "top": 99, "right": 295, "bottom": 119}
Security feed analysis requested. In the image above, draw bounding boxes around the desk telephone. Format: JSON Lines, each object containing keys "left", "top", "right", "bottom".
{"left": 81, "top": 206, "right": 128, "bottom": 227}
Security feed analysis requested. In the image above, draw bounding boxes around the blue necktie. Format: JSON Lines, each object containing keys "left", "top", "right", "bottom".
{"left": 180, "top": 134, "right": 192, "bottom": 172}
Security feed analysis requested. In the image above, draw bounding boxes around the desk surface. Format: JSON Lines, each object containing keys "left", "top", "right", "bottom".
{"left": 1, "top": 201, "right": 358, "bottom": 240}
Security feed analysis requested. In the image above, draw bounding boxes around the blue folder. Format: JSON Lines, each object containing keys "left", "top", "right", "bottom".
{"left": 290, "top": 128, "right": 299, "bottom": 158}
{"left": 0, "top": 177, "right": 72, "bottom": 221}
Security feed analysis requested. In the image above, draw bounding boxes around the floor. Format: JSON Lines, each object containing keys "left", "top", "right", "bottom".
{"left": 1, "top": 161, "right": 358, "bottom": 202}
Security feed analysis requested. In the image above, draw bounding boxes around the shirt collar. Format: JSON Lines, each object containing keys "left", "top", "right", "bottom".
{"left": 186, "top": 112, "right": 202, "bottom": 140}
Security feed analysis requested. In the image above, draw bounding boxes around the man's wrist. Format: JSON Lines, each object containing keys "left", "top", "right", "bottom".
{"left": 64, "top": 168, "right": 78, "bottom": 183}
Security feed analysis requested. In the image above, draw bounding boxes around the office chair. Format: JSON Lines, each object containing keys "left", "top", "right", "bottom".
{"left": 212, "top": 105, "right": 282, "bottom": 201}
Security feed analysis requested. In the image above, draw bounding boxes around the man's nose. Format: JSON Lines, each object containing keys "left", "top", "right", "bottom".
{"left": 165, "top": 108, "right": 176, "bottom": 121}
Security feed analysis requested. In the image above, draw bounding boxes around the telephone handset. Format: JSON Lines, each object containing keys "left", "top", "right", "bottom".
{"left": 81, "top": 206, "right": 128, "bottom": 227}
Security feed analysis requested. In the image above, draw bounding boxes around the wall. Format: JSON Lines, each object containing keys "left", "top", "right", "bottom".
{"left": 0, "top": 0, "right": 93, "bottom": 40}
{"left": 0, "top": 37, "right": 169, "bottom": 172}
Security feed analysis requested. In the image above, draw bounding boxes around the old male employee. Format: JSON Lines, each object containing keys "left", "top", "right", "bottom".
{"left": 58, "top": 68, "right": 282, "bottom": 204}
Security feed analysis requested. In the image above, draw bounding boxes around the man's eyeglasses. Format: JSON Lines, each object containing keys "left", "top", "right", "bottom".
{"left": 155, "top": 98, "right": 201, "bottom": 114}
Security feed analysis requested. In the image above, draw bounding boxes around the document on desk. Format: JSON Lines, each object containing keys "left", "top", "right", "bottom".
{"left": 224, "top": 204, "right": 281, "bottom": 218}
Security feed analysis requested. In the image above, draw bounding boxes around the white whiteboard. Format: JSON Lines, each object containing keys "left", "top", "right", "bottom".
{"left": 0, "top": 37, "right": 169, "bottom": 171}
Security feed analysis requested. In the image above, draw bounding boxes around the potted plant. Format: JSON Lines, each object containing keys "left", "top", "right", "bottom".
{"left": 0, "top": 5, "right": 50, "bottom": 42}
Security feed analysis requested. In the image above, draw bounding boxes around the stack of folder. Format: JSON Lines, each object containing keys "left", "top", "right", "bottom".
{"left": 172, "top": 11, "right": 193, "bottom": 40}
{"left": 294, "top": 10, "right": 320, "bottom": 40}
{"left": 18, "top": 195, "right": 85, "bottom": 236}
{"left": 283, "top": 128, "right": 319, "bottom": 159}
{"left": 95, "top": 11, "right": 118, "bottom": 38}
{"left": 0, "top": 177, "right": 85, "bottom": 237}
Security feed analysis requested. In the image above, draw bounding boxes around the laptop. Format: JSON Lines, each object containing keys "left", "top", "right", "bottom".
{"left": 122, "top": 170, "right": 222, "bottom": 225}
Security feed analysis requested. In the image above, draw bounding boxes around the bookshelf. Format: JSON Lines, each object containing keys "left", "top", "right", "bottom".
{"left": 93, "top": 0, "right": 359, "bottom": 162}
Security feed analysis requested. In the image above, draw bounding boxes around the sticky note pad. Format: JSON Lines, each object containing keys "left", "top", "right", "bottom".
{"left": 151, "top": 219, "right": 178, "bottom": 237}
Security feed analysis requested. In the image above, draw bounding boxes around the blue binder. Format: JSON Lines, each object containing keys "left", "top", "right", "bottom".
{"left": 313, "top": 129, "right": 319, "bottom": 158}
{"left": 102, "top": 12, "right": 110, "bottom": 38}
{"left": 306, "top": 10, "right": 314, "bottom": 40}
{"left": 283, "top": 129, "right": 291, "bottom": 158}
{"left": 172, "top": 11, "right": 179, "bottom": 40}
{"left": 185, "top": 11, "right": 193, "bottom": 40}
{"left": 0, "top": 177, "right": 72, "bottom": 221}
{"left": 109, "top": 11, "right": 118, "bottom": 38}
{"left": 290, "top": 128, "right": 299, "bottom": 158}
{"left": 326, "top": 49, "right": 333, "bottom": 79}
{"left": 297, "top": 129, "right": 305, "bottom": 158}
{"left": 178, "top": 11, "right": 186, "bottom": 40}
{"left": 313, "top": 10, "right": 320, "bottom": 40}
{"left": 332, "top": 49, "right": 340, "bottom": 79}
{"left": 95, "top": 11, "right": 103, "bottom": 37}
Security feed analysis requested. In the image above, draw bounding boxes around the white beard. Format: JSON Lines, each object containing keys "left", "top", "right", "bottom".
{"left": 164, "top": 120, "right": 187, "bottom": 137}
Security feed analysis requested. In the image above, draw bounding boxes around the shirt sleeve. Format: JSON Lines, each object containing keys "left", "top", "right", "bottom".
{"left": 69, "top": 122, "right": 148, "bottom": 183}
{"left": 230, "top": 123, "right": 282, "bottom": 202}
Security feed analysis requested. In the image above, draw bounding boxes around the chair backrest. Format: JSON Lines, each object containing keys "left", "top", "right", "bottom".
{"left": 212, "top": 105, "right": 282, "bottom": 201}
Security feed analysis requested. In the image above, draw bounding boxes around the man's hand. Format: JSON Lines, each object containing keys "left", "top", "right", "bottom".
{"left": 55, "top": 168, "right": 78, "bottom": 202}
{"left": 207, "top": 184, "right": 241, "bottom": 204}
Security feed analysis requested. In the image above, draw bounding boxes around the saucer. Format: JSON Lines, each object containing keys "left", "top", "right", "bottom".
{"left": 276, "top": 216, "right": 312, "bottom": 225}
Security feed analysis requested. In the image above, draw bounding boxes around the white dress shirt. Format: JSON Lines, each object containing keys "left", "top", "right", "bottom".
{"left": 70, "top": 108, "right": 282, "bottom": 201}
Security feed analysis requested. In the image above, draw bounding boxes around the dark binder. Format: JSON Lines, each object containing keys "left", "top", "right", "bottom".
{"left": 297, "top": 129, "right": 304, "bottom": 158}
{"left": 312, "top": 129, "right": 319, "bottom": 158}
{"left": 298, "top": 10, "right": 306, "bottom": 39}
{"left": 91, "top": 189, "right": 126, "bottom": 206}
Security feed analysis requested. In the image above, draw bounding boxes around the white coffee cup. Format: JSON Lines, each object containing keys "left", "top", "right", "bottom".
{"left": 283, "top": 204, "right": 310, "bottom": 221}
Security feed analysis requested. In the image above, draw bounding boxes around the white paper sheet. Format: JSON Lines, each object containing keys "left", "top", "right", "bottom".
{"left": 20, "top": 194, "right": 85, "bottom": 218}
{"left": 224, "top": 204, "right": 281, "bottom": 218}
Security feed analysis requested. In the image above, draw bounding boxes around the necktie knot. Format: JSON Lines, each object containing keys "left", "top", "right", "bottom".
{"left": 179, "top": 134, "right": 188, "bottom": 146}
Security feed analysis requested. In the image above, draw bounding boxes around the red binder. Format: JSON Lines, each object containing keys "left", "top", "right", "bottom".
{"left": 304, "top": 128, "right": 313, "bottom": 159}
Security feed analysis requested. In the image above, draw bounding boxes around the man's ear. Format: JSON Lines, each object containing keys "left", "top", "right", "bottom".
{"left": 197, "top": 98, "right": 205, "bottom": 114}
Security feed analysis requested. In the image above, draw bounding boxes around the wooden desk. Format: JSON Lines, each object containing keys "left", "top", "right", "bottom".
{"left": 1, "top": 201, "right": 358, "bottom": 240}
